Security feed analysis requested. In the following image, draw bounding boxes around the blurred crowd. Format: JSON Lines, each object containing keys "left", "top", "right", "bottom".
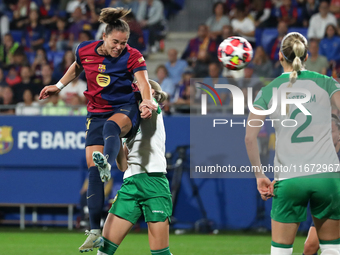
{"left": 0, "top": 0, "right": 183, "bottom": 115}
{"left": 1, "top": 0, "right": 340, "bottom": 115}
{"left": 159, "top": 0, "right": 340, "bottom": 114}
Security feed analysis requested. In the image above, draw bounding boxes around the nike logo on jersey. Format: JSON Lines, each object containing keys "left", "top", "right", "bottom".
{"left": 87, "top": 194, "right": 95, "bottom": 199}
{"left": 85, "top": 59, "right": 94, "bottom": 62}
{"left": 120, "top": 109, "right": 130, "bottom": 112}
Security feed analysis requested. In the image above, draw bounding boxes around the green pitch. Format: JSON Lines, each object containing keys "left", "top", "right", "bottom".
{"left": 0, "top": 228, "right": 307, "bottom": 255}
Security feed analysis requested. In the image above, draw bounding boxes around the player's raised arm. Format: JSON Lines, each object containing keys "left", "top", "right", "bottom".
{"left": 245, "top": 111, "right": 273, "bottom": 199}
{"left": 134, "top": 70, "right": 158, "bottom": 119}
{"left": 39, "top": 61, "right": 84, "bottom": 100}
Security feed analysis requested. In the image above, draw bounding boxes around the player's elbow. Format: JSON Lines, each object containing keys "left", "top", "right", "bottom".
{"left": 116, "top": 161, "right": 128, "bottom": 172}
{"left": 303, "top": 241, "right": 319, "bottom": 255}
{"left": 244, "top": 135, "right": 255, "bottom": 147}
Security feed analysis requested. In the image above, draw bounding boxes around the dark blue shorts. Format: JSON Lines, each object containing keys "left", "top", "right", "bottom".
{"left": 85, "top": 103, "right": 140, "bottom": 147}
{"left": 310, "top": 221, "right": 315, "bottom": 227}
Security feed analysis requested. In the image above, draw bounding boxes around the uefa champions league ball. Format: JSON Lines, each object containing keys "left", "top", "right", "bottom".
{"left": 217, "top": 36, "right": 253, "bottom": 70}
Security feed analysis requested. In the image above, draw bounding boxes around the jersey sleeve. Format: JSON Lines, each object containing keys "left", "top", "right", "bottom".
{"left": 326, "top": 76, "right": 340, "bottom": 98}
{"left": 127, "top": 48, "right": 147, "bottom": 74}
{"left": 253, "top": 84, "right": 275, "bottom": 110}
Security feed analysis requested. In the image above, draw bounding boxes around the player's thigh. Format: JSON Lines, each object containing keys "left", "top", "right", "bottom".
{"left": 271, "top": 219, "right": 300, "bottom": 245}
{"left": 108, "top": 104, "right": 140, "bottom": 137}
{"left": 147, "top": 219, "right": 170, "bottom": 250}
{"left": 86, "top": 145, "right": 104, "bottom": 168}
{"left": 271, "top": 178, "right": 310, "bottom": 223}
{"left": 303, "top": 226, "right": 319, "bottom": 255}
{"left": 108, "top": 113, "right": 132, "bottom": 137}
{"left": 136, "top": 174, "right": 172, "bottom": 224}
{"left": 108, "top": 180, "right": 142, "bottom": 226}
{"left": 310, "top": 174, "right": 340, "bottom": 222}
{"left": 102, "top": 213, "right": 134, "bottom": 245}
{"left": 313, "top": 217, "right": 340, "bottom": 241}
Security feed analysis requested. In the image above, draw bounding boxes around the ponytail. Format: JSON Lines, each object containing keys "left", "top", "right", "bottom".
{"left": 98, "top": 7, "right": 131, "bottom": 35}
{"left": 280, "top": 32, "right": 308, "bottom": 114}
{"left": 149, "top": 80, "right": 168, "bottom": 103}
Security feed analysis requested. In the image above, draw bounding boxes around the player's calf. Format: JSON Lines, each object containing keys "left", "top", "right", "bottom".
{"left": 97, "top": 237, "right": 119, "bottom": 255}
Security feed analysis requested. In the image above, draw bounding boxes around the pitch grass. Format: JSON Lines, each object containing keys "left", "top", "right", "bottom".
{"left": 0, "top": 227, "right": 308, "bottom": 255}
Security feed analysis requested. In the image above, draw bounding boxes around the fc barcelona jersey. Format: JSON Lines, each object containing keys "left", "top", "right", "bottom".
{"left": 75, "top": 40, "right": 146, "bottom": 113}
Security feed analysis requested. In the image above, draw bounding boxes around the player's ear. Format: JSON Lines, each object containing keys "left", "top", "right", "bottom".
{"left": 278, "top": 51, "right": 284, "bottom": 62}
{"left": 102, "top": 32, "right": 106, "bottom": 40}
{"left": 304, "top": 53, "right": 308, "bottom": 62}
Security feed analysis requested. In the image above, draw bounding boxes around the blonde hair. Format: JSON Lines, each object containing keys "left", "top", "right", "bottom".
{"left": 98, "top": 7, "right": 131, "bottom": 35}
{"left": 280, "top": 32, "right": 308, "bottom": 113}
{"left": 148, "top": 79, "right": 168, "bottom": 103}
{"left": 281, "top": 32, "right": 308, "bottom": 86}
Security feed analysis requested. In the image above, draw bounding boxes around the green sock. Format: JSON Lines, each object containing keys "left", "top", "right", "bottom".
{"left": 271, "top": 241, "right": 293, "bottom": 248}
{"left": 98, "top": 237, "right": 118, "bottom": 255}
{"left": 151, "top": 247, "right": 171, "bottom": 255}
{"left": 319, "top": 238, "right": 340, "bottom": 245}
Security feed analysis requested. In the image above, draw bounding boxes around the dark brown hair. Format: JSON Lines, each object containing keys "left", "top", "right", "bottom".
{"left": 213, "top": 2, "right": 226, "bottom": 15}
{"left": 156, "top": 65, "right": 169, "bottom": 76}
{"left": 99, "top": 7, "right": 131, "bottom": 35}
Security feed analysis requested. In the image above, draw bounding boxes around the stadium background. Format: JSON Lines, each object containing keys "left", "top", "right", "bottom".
{"left": 0, "top": 0, "right": 336, "bottom": 253}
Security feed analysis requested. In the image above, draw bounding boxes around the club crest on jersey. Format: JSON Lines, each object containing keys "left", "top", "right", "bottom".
{"left": 96, "top": 73, "right": 111, "bottom": 87}
{"left": 138, "top": 57, "right": 145, "bottom": 63}
{"left": 98, "top": 64, "right": 106, "bottom": 73}
{"left": 0, "top": 126, "right": 13, "bottom": 155}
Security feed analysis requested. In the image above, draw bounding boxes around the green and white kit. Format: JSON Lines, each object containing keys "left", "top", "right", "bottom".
{"left": 254, "top": 70, "right": 340, "bottom": 180}
{"left": 109, "top": 109, "right": 172, "bottom": 224}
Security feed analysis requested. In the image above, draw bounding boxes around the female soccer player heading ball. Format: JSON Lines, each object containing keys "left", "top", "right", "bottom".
{"left": 97, "top": 80, "right": 172, "bottom": 255}
{"left": 39, "top": 7, "right": 157, "bottom": 252}
{"left": 245, "top": 32, "right": 340, "bottom": 255}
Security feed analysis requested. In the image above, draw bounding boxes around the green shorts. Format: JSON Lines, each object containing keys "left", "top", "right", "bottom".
{"left": 271, "top": 172, "right": 340, "bottom": 223}
{"left": 109, "top": 173, "right": 172, "bottom": 224}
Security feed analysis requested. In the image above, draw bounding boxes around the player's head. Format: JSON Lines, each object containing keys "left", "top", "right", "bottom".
{"left": 99, "top": 7, "right": 131, "bottom": 58}
{"left": 148, "top": 79, "right": 168, "bottom": 103}
{"left": 331, "top": 114, "right": 340, "bottom": 146}
{"left": 279, "top": 32, "right": 308, "bottom": 85}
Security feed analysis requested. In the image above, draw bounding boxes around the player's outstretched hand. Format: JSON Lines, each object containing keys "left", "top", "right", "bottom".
{"left": 140, "top": 106, "right": 152, "bottom": 119}
{"left": 39, "top": 85, "right": 60, "bottom": 100}
{"left": 139, "top": 99, "right": 158, "bottom": 119}
{"left": 257, "top": 177, "right": 274, "bottom": 201}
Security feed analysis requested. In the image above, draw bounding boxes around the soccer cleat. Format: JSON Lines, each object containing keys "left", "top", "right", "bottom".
{"left": 79, "top": 229, "right": 104, "bottom": 253}
{"left": 92, "top": 151, "right": 111, "bottom": 182}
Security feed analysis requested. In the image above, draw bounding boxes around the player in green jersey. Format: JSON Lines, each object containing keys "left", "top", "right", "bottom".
{"left": 245, "top": 32, "right": 340, "bottom": 255}
{"left": 96, "top": 80, "right": 172, "bottom": 255}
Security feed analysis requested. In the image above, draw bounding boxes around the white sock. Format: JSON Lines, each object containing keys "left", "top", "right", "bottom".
{"left": 320, "top": 244, "right": 340, "bottom": 255}
{"left": 97, "top": 251, "right": 108, "bottom": 255}
{"left": 271, "top": 246, "right": 293, "bottom": 255}
{"left": 90, "top": 229, "right": 101, "bottom": 235}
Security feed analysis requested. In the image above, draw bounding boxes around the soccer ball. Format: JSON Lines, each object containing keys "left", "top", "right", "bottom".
{"left": 217, "top": 36, "right": 253, "bottom": 70}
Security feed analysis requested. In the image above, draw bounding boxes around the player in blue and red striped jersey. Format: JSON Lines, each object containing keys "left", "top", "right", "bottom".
{"left": 39, "top": 7, "right": 158, "bottom": 253}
